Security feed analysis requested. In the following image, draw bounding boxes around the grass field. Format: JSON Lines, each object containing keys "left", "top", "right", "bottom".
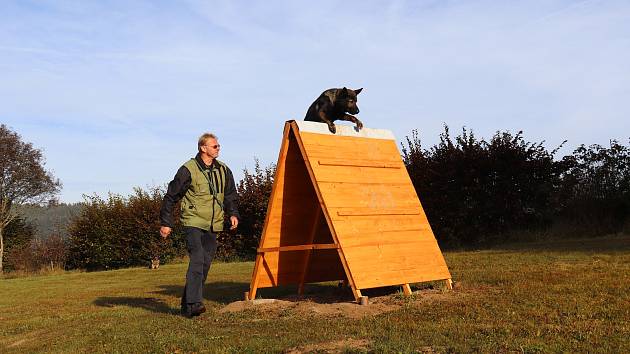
{"left": 1, "top": 235, "right": 629, "bottom": 353}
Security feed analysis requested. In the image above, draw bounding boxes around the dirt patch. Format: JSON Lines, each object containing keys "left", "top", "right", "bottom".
{"left": 219, "top": 287, "right": 460, "bottom": 319}
{"left": 284, "top": 338, "right": 371, "bottom": 353}
{"left": 219, "top": 299, "right": 296, "bottom": 314}
{"left": 293, "top": 299, "right": 397, "bottom": 319}
{"left": 7, "top": 339, "right": 30, "bottom": 348}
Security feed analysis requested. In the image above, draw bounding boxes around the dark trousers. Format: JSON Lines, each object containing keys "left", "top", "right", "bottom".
{"left": 181, "top": 226, "right": 217, "bottom": 306}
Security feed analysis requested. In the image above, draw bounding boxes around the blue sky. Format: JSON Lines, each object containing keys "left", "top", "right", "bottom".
{"left": 1, "top": 0, "right": 629, "bottom": 202}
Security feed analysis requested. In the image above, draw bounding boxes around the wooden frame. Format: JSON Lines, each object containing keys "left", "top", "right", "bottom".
{"left": 247, "top": 121, "right": 452, "bottom": 303}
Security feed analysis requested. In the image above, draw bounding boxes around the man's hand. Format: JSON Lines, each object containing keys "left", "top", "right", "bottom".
{"left": 160, "top": 226, "right": 172, "bottom": 239}
{"left": 230, "top": 216, "right": 239, "bottom": 230}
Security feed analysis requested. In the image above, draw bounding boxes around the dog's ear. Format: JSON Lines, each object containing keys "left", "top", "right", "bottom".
{"left": 354, "top": 88, "right": 363, "bottom": 95}
{"left": 340, "top": 87, "right": 349, "bottom": 97}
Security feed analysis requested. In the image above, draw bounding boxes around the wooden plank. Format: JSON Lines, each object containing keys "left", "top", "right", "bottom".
{"left": 342, "top": 241, "right": 448, "bottom": 265}
{"left": 305, "top": 164, "right": 410, "bottom": 184}
{"left": 337, "top": 208, "right": 420, "bottom": 216}
{"left": 316, "top": 183, "right": 421, "bottom": 209}
{"left": 353, "top": 266, "right": 452, "bottom": 289}
{"left": 299, "top": 133, "right": 402, "bottom": 158}
{"left": 333, "top": 220, "right": 432, "bottom": 235}
{"left": 339, "top": 237, "right": 441, "bottom": 251}
{"left": 341, "top": 244, "right": 450, "bottom": 283}
{"left": 302, "top": 146, "right": 403, "bottom": 164}
{"left": 257, "top": 243, "right": 338, "bottom": 253}
{"left": 332, "top": 213, "right": 431, "bottom": 229}
{"left": 317, "top": 158, "right": 402, "bottom": 169}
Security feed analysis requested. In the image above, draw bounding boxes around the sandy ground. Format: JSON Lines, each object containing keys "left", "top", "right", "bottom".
{"left": 218, "top": 283, "right": 461, "bottom": 320}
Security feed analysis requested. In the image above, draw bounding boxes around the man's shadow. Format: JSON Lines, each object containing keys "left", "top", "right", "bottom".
{"left": 156, "top": 281, "right": 252, "bottom": 304}
{"left": 93, "top": 281, "right": 251, "bottom": 314}
{"left": 93, "top": 296, "right": 177, "bottom": 315}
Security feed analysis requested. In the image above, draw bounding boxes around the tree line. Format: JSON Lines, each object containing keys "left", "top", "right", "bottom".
{"left": 1, "top": 124, "right": 629, "bottom": 273}
{"left": 401, "top": 126, "right": 629, "bottom": 247}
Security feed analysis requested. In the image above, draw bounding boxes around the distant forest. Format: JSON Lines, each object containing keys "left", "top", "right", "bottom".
{"left": 15, "top": 203, "right": 84, "bottom": 240}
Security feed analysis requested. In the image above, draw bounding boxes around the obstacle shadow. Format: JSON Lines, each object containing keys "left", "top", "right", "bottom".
{"left": 154, "top": 281, "right": 361, "bottom": 305}
{"left": 93, "top": 296, "right": 176, "bottom": 314}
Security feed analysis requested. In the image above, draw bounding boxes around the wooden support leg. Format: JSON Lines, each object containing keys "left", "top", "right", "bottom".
{"left": 297, "top": 210, "right": 322, "bottom": 296}
{"left": 444, "top": 278, "right": 453, "bottom": 290}
{"left": 248, "top": 254, "right": 265, "bottom": 301}
{"left": 352, "top": 287, "right": 364, "bottom": 304}
{"left": 244, "top": 291, "right": 250, "bottom": 301}
{"left": 360, "top": 296, "right": 369, "bottom": 306}
{"left": 402, "top": 283, "right": 412, "bottom": 296}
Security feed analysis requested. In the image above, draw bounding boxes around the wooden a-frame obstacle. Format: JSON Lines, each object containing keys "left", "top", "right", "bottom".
{"left": 247, "top": 120, "right": 452, "bottom": 304}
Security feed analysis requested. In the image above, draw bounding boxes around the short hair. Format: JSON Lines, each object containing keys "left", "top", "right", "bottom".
{"left": 198, "top": 133, "right": 218, "bottom": 151}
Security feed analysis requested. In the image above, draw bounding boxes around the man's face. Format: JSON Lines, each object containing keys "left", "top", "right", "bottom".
{"left": 202, "top": 138, "right": 220, "bottom": 159}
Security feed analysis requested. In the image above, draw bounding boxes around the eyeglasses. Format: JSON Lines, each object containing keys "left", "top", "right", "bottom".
{"left": 206, "top": 144, "right": 220, "bottom": 149}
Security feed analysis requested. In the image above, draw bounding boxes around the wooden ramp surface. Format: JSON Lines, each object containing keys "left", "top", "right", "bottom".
{"left": 248, "top": 121, "right": 451, "bottom": 301}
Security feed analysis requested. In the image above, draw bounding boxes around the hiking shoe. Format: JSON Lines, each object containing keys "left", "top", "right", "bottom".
{"left": 181, "top": 302, "right": 206, "bottom": 318}
{"left": 190, "top": 302, "right": 206, "bottom": 316}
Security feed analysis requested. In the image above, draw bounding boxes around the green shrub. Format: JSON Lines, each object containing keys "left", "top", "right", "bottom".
{"left": 67, "top": 187, "right": 185, "bottom": 270}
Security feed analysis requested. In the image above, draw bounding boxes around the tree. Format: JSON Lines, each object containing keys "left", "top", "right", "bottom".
{"left": 0, "top": 124, "right": 61, "bottom": 273}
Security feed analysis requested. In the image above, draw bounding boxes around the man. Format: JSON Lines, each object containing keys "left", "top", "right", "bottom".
{"left": 159, "top": 133, "right": 239, "bottom": 318}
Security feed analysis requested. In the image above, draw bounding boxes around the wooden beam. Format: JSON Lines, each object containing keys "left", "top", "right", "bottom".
{"left": 298, "top": 210, "right": 322, "bottom": 296}
{"left": 318, "top": 159, "right": 401, "bottom": 169}
{"left": 337, "top": 209, "right": 421, "bottom": 217}
{"left": 257, "top": 243, "right": 338, "bottom": 253}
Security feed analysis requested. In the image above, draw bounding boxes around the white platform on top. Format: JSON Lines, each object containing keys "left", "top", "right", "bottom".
{"left": 295, "top": 121, "right": 396, "bottom": 141}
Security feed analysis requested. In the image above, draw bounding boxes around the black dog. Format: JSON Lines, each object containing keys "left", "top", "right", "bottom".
{"left": 304, "top": 87, "right": 363, "bottom": 134}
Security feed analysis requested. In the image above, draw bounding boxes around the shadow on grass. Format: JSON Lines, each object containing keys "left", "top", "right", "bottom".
{"left": 153, "top": 281, "right": 384, "bottom": 305}
{"left": 491, "top": 235, "right": 630, "bottom": 254}
{"left": 93, "top": 296, "right": 177, "bottom": 315}
{"left": 153, "top": 281, "right": 250, "bottom": 305}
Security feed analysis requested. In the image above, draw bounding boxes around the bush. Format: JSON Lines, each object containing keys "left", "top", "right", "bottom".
{"left": 2, "top": 216, "right": 36, "bottom": 271}
{"left": 67, "top": 187, "right": 186, "bottom": 270}
{"left": 402, "top": 126, "right": 563, "bottom": 247}
{"left": 216, "top": 159, "right": 275, "bottom": 260}
{"left": 6, "top": 234, "right": 68, "bottom": 272}
{"left": 555, "top": 140, "right": 630, "bottom": 235}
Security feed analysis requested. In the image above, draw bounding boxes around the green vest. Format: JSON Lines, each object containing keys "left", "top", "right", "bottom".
{"left": 180, "top": 158, "right": 228, "bottom": 231}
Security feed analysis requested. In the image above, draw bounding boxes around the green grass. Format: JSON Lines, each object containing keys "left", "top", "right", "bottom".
{"left": 1, "top": 235, "right": 629, "bottom": 353}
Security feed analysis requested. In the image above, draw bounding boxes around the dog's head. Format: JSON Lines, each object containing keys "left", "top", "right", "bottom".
{"left": 337, "top": 87, "right": 362, "bottom": 115}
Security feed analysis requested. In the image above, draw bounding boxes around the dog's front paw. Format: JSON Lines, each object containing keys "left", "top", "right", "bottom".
{"left": 328, "top": 123, "right": 337, "bottom": 134}
{"left": 356, "top": 121, "right": 364, "bottom": 130}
